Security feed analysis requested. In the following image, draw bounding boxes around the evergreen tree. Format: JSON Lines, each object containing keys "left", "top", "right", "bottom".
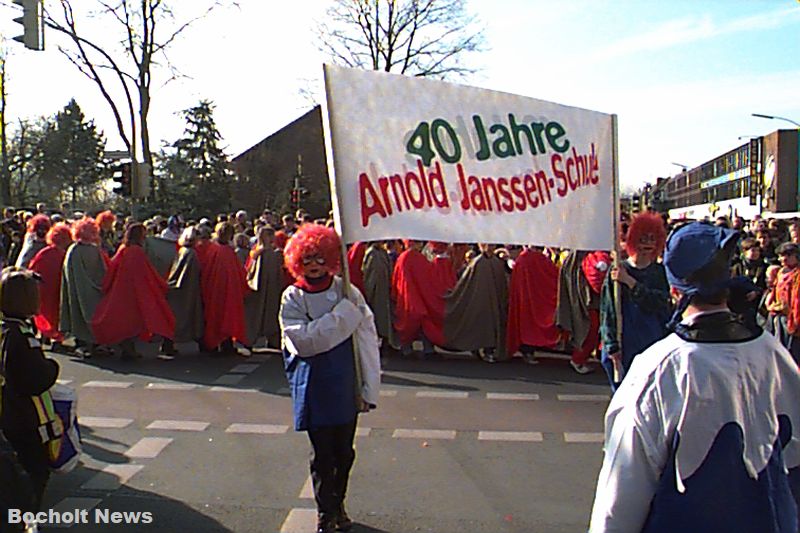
{"left": 162, "top": 100, "right": 231, "bottom": 217}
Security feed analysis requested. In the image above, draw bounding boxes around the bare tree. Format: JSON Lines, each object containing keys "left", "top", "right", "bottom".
{"left": 315, "top": 0, "right": 485, "bottom": 79}
{"left": 44, "top": 0, "right": 234, "bottom": 199}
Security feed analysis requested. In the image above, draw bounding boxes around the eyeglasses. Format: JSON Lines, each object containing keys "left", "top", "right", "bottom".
{"left": 302, "top": 256, "right": 326, "bottom": 266}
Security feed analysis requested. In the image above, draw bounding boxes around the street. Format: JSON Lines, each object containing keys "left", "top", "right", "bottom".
{"left": 42, "top": 346, "right": 609, "bottom": 533}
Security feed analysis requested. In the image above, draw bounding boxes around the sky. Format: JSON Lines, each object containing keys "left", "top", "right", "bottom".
{"left": 0, "top": 0, "right": 798, "bottom": 193}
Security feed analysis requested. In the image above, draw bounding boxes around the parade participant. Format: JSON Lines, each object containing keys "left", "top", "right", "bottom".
{"left": 29, "top": 223, "right": 73, "bottom": 347}
{"left": 279, "top": 223, "right": 380, "bottom": 533}
{"left": 0, "top": 267, "right": 60, "bottom": 510}
{"left": 589, "top": 221, "right": 800, "bottom": 533}
{"left": 599, "top": 211, "right": 671, "bottom": 390}
{"left": 346, "top": 241, "right": 367, "bottom": 295}
{"left": 245, "top": 225, "right": 287, "bottom": 349}
{"left": 555, "top": 250, "right": 591, "bottom": 361}
{"left": 762, "top": 264, "right": 782, "bottom": 334}
{"left": 160, "top": 215, "right": 183, "bottom": 242}
{"left": 274, "top": 230, "right": 289, "bottom": 252}
{"left": 507, "top": 246, "right": 561, "bottom": 364}
{"left": 771, "top": 242, "right": 800, "bottom": 363}
{"left": 198, "top": 222, "right": 249, "bottom": 355}
{"left": 362, "top": 241, "right": 394, "bottom": 356}
{"left": 91, "top": 223, "right": 175, "bottom": 361}
{"left": 60, "top": 217, "right": 109, "bottom": 358}
{"left": 96, "top": 210, "right": 118, "bottom": 258}
{"left": 443, "top": 243, "right": 509, "bottom": 362}
{"left": 427, "top": 241, "right": 457, "bottom": 354}
{"left": 15, "top": 214, "right": 51, "bottom": 269}
{"left": 392, "top": 240, "right": 440, "bottom": 357}
{"left": 234, "top": 232, "right": 251, "bottom": 266}
{"left": 162, "top": 226, "right": 205, "bottom": 356}
{"left": 569, "top": 250, "right": 611, "bottom": 373}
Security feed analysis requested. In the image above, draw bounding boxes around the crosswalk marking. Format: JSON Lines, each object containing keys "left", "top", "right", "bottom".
{"left": 415, "top": 391, "right": 469, "bottom": 399}
{"left": 379, "top": 389, "right": 398, "bottom": 397}
{"left": 146, "top": 382, "right": 198, "bottom": 390}
{"left": 147, "top": 420, "right": 210, "bottom": 431}
{"left": 486, "top": 392, "right": 540, "bottom": 401}
{"left": 356, "top": 427, "right": 371, "bottom": 437}
{"left": 124, "top": 437, "right": 173, "bottom": 458}
{"left": 230, "top": 363, "right": 260, "bottom": 374}
{"left": 208, "top": 386, "right": 259, "bottom": 393}
{"left": 57, "top": 379, "right": 73, "bottom": 385}
{"left": 225, "top": 423, "right": 289, "bottom": 434}
{"left": 50, "top": 498, "right": 103, "bottom": 528}
{"left": 83, "top": 380, "right": 133, "bottom": 389}
{"left": 280, "top": 508, "right": 317, "bottom": 533}
{"left": 393, "top": 429, "right": 456, "bottom": 440}
{"left": 81, "top": 464, "right": 144, "bottom": 490}
{"left": 557, "top": 394, "right": 610, "bottom": 402}
{"left": 299, "top": 476, "right": 314, "bottom": 499}
{"left": 213, "top": 374, "right": 245, "bottom": 385}
{"left": 80, "top": 417, "right": 133, "bottom": 429}
{"left": 564, "top": 432, "right": 604, "bottom": 443}
{"left": 478, "top": 431, "right": 543, "bottom": 442}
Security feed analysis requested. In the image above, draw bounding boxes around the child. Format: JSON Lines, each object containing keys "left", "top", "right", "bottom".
{"left": 761, "top": 264, "right": 781, "bottom": 334}
{"left": 279, "top": 224, "right": 380, "bottom": 533}
{"left": 0, "top": 267, "right": 60, "bottom": 510}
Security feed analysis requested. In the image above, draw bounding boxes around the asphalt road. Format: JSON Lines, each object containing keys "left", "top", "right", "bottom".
{"left": 37, "top": 345, "right": 611, "bottom": 533}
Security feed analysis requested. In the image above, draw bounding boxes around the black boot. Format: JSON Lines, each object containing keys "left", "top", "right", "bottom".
{"left": 316, "top": 513, "right": 336, "bottom": 533}
{"left": 335, "top": 503, "right": 353, "bottom": 531}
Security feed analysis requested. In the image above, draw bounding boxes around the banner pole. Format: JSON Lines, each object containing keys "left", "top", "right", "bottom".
{"left": 321, "top": 64, "right": 365, "bottom": 400}
{"left": 610, "top": 114, "right": 624, "bottom": 384}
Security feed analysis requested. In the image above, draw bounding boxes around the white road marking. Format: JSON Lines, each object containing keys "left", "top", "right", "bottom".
{"left": 230, "top": 363, "right": 260, "bottom": 374}
{"left": 225, "top": 423, "right": 289, "bottom": 434}
{"left": 415, "top": 391, "right": 469, "bottom": 399}
{"left": 564, "top": 432, "right": 605, "bottom": 443}
{"left": 146, "top": 420, "right": 210, "bottom": 431}
{"left": 213, "top": 374, "right": 245, "bottom": 385}
{"left": 379, "top": 390, "right": 398, "bottom": 397}
{"left": 356, "top": 427, "right": 371, "bottom": 437}
{"left": 280, "top": 508, "right": 317, "bottom": 533}
{"left": 393, "top": 429, "right": 456, "bottom": 440}
{"left": 124, "top": 437, "right": 173, "bottom": 458}
{"left": 146, "top": 382, "right": 198, "bottom": 390}
{"left": 57, "top": 379, "right": 73, "bottom": 385}
{"left": 478, "top": 431, "right": 543, "bottom": 442}
{"left": 486, "top": 392, "right": 540, "bottom": 401}
{"left": 83, "top": 380, "right": 133, "bottom": 388}
{"left": 81, "top": 464, "right": 144, "bottom": 491}
{"left": 299, "top": 475, "right": 314, "bottom": 499}
{"left": 557, "top": 394, "right": 610, "bottom": 402}
{"left": 50, "top": 498, "right": 102, "bottom": 528}
{"left": 80, "top": 417, "right": 133, "bottom": 429}
{"left": 208, "top": 386, "right": 259, "bottom": 393}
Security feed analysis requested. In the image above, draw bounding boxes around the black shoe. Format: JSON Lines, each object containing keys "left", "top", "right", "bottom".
{"left": 335, "top": 505, "right": 353, "bottom": 531}
{"left": 317, "top": 514, "right": 336, "bottom": 533}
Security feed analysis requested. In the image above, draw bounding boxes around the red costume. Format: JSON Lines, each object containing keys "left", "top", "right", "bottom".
{"left": 506, "top": 248, "right": 561, "bottom": 354}
{"left": 347, "top": 241, "right": 367, "bottom": 295}
{"left": 91, "top": 244, "right": 175, "bottom": 345}
{"left": 391, "top": 247, "right": 444, "bottom": 346}
{"left": 29, "top": 245, "right": 67, "bottom": 341}
{"left": 198, "top": 242, "right": 249, "bottom": 350}
{"left": 570, "top": 250, "right": 611, "bottom": 365}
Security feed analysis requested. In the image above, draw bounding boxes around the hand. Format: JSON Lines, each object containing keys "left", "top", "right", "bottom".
{"left": 608, "top": 351, "right": 622, "bottom": 364}
{"left": 610, "top": 264, "right": 636, "bottom": 289}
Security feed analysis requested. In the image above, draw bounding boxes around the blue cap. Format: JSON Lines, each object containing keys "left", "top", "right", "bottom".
{"left": 663, "top": 222, "right": 739, "bottom": 286}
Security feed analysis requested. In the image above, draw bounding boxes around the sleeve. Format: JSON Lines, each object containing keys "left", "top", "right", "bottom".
{"left": 279, "top": 288, "right": 364, "bottom": 358}
{"left": 599, "top": 275, "right": 619, "bottom": 355}
{"left": 6, "top": 329, "right": 59, "bottom": 396}
{"left": 589, "top": 372, "right": 670, "bottom": 533}
{"left": 350, "top": 286, "right": 381, "bottom": 407}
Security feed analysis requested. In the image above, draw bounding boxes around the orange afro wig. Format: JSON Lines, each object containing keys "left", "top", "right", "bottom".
{"left": 284, "top": 224, "right": 341, "bottom": 280}
{"left": 625, "top": 211, "right": 667, "bottom": 258}
{"left": 96, "top": 210, "right": 116, "bottom": 229}
{"left": 27, "top": 214, "right": 52, "bottom": 236}
{"left": 46, "top": 223, "right": 73, "bottom": 248}
{"left": 273, "top": 230, "right": 288, "bottom": 251}
{"left": 72, "top": 217, "right": 100, "bottom": 245}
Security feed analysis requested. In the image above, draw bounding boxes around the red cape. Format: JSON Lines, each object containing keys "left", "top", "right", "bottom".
{"left": 29, "top": 245, "right": 66, "bottom": 341}
{"left": 391, "top": 249, "right": 444, "bottom": 346}
{"left": 507, "top": 249, "right": 561, "bottom": 354}
{"left": 427, "top": 255, "right": 457, "bottom": 344}
{"left": 347, "top": 242, "right": 367, "bottom": 295}
{"left": 198, "top": 241, "right": 249, "bottom": 349}
{"left": 91, "top": 244, "right": 175, "bottom": 345}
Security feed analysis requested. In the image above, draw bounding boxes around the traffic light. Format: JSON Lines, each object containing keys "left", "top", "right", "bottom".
{"left": 290, "top": 188, "right": 300, "bottom": 206}
{"left": 12, "top": 0, "right": 43, "bottom": 51}
{"left": 112, "top": 162, "right": 132, "bottom": 197}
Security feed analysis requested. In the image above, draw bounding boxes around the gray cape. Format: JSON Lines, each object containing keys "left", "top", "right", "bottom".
{"left": 144, "top": 236, "right": 179, "bottom": 279}
{"left": 443, "top": 254, "right": 509, "bottom": 357}
{"left": 15, "top": 237, "right": 46, "bottom": 268}
{"left": 60, "top": 242, "right": 107, "bottom": 344}
{"left": 555, "top": 250, "right": 592, "bottom": 349}
{"left": 166, "top": 247, "right": 204, "bottom": 343}
{"left": 362, "top": 244, "right": 393, "bottom": 342}
{"left": 244, "top": 248, "right": 285, "bottom": 347}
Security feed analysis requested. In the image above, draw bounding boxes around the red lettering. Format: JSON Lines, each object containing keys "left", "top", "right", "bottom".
{"left": 481, "top": 177, "right": 501, "bottom": 212}
{"left": 389, "top": 174, "right": 410, "bottom": 211}
{"left": 566, "top": 158, "right": 578, "bottom": 190}
{"left": 457, "top": 164, "right": 471, "bottom": 210}
{"left": 359, "top": 173, "right": 387, "bottom": 227}
{"left": 496, "top": 177, "right": 514, "bottom": 212}
{"left": 523, "top": 174, "right": 539, "bottom": 208}
{"left": 510, "top": 176, "right": 526, "bottom": 210}
{"left": 417, "top": 159, "right": 433, "bottom": 206}
{"left": 551, "top": 154, "right": 568, "bottom": 197}
{"left": 377, "top": 177, "right": 394, "bottom": 215}
{"left": 405, "top": 171, "right": 426, "bottom": 209}
{"left": 469, "top": 175, "right": 486, "bottom": 211}
{"left": 535, "top": 171, "right": 551, "bottom": 204}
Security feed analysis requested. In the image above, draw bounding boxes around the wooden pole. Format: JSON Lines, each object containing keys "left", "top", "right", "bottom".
{"left": 611, "top": 114, "right": 624, "bottom": 383}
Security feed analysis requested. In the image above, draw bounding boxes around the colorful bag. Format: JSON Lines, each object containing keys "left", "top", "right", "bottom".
{"left": 46, "top": 384, "right": 81, "bottom": 473}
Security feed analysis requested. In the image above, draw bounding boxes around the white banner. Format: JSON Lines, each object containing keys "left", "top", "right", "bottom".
{"left": 322, "top": 64, "right": 616, "bottom": 250}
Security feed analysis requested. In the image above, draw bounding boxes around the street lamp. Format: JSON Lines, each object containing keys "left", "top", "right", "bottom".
{"left": 753, "top": 113, "right": 800, "bottom": 210}
{"left": 738, "top": 135, "right": 760, "bottom": 140}
{"left": 671, "top": 162, "right": 689, "bottom": 172}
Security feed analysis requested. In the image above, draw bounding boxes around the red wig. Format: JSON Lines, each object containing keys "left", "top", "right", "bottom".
{"left": 27, "top": 214, "right": 51, "bottom": 235}
{"left": 284, "top": 224, "right": 342, "bottom": 279}
{"left": 625, "top": 211, "right": 666, "bottom": 257}
{"left": 96, "top": 210, "right": 116, "bottom": 228}
{"left": 428, "top": 241, "right": 448, "bottom": 254}
{"left": 46, "top": 223, "right": 73, "bottom": 248}
{"left": 273, "top": 230, "right": 288, "bottom": 250}
{"left": 72, "top": 217, "right": 100, "bottom": 245}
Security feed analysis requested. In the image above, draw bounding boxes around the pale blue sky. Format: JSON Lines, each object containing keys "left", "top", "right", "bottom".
{"left": 1, "top": 0, "right": 798, "bottom": 191}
